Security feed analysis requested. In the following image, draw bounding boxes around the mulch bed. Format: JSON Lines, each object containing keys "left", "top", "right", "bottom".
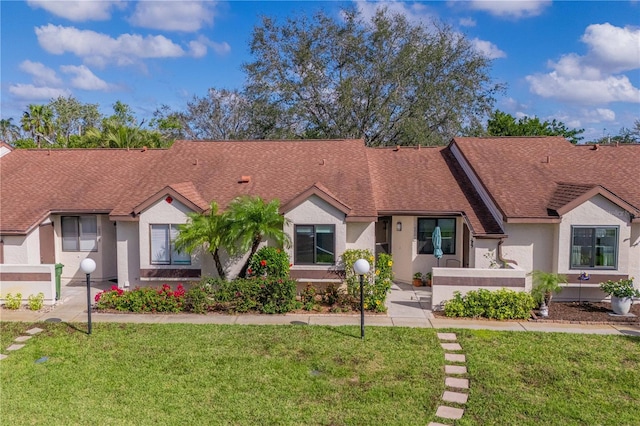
{"left": 535, "top": 302, "right": 640, "bottom": 324}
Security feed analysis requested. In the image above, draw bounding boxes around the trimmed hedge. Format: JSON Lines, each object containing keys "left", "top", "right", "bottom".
{"left": 443, "top": 288, "right": 535, "bottom": 320}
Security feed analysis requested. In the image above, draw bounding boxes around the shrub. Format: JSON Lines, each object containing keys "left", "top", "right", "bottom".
{"left": 27, "top": 293, "right": 45, "bottom": 311}
{"left": 184, "top": 286, "right": 212, "bottom": 314}
{"left": 301, "top": 283, "right": 318, "bottom": 311}
{"left": 341, "top": 250, "right": 393, "bottom": 312}
{"left": 247, "top": 247, "right": 291, "bottom": 279}
{"left": 4, "top": 293, "right": 22, "bottom": 310}
{"left": 95, "top": 284, "right": 186, "bottom": 313}
{"left": 599, "top": 278, "right": 639, "bottom": 298}
{"left": 444, "top": 288, "right": 535, "bottom": 320}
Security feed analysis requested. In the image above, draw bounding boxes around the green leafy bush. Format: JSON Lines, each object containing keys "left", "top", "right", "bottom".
{"left": 4, "top": 293, "right": 22, "bottom": 310}
{"left": 95, "top": 284, "right": 185, "bottom": 313}
{"left": 599, "top": 278, "right": 639, "bottom": 298}
{"left": 247, "top": 247, "right": 291, "bottom": 279}
{"left": 27, "top": 293, "right": 45, "bottom": 311}
{"left": 444, "top": 288, "right": 535, "bottom": 320}
{"left": 341, "top": 250, "right": 393, "bottom": 312}
{"left": 184, "top": 286, "right": 212, "bottom": 314}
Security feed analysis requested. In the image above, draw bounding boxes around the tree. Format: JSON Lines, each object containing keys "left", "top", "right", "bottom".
{"left": 243, "top": 7, "right": 502, "bottom": 146}
{"left": 180, "top": 89, "right": 253, "bottom": 140}
{"left": 174, "top": 202, "right": 230, "bottom": 279}
{"left": 49, "top": 96, "right": 101, "bottom": 146}
{"left": 485, "top": 110, "right": 584, "bottom": 144}
{"left": 225, "top": 196, "right": 290, "bottom": 277}
{"left": 0, "top": 118, "right": 21, "bottom": 143}
{"left": 20, "top": 104, "right": 54, "bottom": 148}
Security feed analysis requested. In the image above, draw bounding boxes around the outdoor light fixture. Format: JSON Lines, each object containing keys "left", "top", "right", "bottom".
{"left": 80, "top": 258, "right": 96, "bottom": 335}
{"left": 353, "top": 258, "right": 370, "bottom": 339}
{"left": 396, "top": 221, "right": 402, "bottom": 231}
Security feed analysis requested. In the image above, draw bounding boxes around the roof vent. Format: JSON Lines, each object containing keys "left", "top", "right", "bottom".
{"left": 591, "top": 144, "right": 599, "bottom": 151}
{"left": 239, "top": 176, "right": 251, "bottom": 183}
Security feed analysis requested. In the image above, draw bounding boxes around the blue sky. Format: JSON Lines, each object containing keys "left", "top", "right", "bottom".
{"left": 1, "top": 1, "right": 639, "bottom": 142}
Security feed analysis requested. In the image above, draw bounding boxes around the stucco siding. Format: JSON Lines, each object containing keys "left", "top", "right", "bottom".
{"left": 503, "top": 223, "right": 555, "bottom": 273}
{"left": 2, "top": 231, "right": 40, "bottom": 264}
{"left": 557, "top": 195, "right": 631, "bottom": 276}
{"left": 117, "top": 221, "right": 140, "bottom": 288}
{"left": 346, "top": 222, "right": 375, "bottom": 252}
{"left": 54, "top": 214, "right": 114, "bottom": 282}
{"left": 138, "top": 198, "right": 201, "bottom": 271}
{"left": 284, "top": 195, "right": 346, "bottom": 269}
{"left": 391, "top": 216, "right": 465, "bottom": 283}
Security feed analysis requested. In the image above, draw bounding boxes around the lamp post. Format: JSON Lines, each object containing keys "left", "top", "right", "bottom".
{"left": 353, "top": 258, "right": 370, "bottom": 339}
{"left": 80, "top": 258, "right": 96, "bottom": 335}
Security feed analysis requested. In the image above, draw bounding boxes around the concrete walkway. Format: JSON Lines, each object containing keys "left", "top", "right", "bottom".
{"left": 0, "top": 280, "right": 638, "bottom": 336}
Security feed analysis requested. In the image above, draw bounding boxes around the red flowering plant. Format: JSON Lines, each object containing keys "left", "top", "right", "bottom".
{"left": 94, "top": 283, "right": 186, "bottom": 313}
{"left": 247, "top": 247, "right": 291, "bottom": 279}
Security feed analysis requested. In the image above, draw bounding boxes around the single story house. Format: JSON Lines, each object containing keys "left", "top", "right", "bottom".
{"left": 1, "top": 137, "right": 638, "bottom": 307}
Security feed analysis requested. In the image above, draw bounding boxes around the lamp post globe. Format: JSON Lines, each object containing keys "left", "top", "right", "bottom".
{"left": 353, "top": 259, "right": 370, "bottom": 339}
{"left": 80, "top": 258, "right": 96, "bottom": 335}
{"left": 80, "top": 258, "right": 96, "bottom": 274}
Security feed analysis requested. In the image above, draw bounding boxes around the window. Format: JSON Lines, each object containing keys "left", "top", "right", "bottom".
{"left": 571, "top": 226, "right": 618, "bottom": 269}
{"left": 62, "top": 216, "right": 98, "bottom": 251}
{"left": 295, "top": 225, "right": 335, "bottom": 264}
{"left": 150, "top": 224, "right": 191, "bottom": 265}
{"left": 418, "top": 218, "right": 456, "bottom": 255}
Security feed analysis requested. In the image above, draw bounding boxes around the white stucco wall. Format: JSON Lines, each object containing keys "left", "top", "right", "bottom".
{"left": 116, "top": 221, "right": 140, "bottom": 288}
{"left": 54, "top": 214, "right": 115, "bottom": 282}
{"left": 0, "top": 264, "right": 56, "bottom": 305}
{"left": 502, "top": 223, "right": 556, "bottom": 273}
{"left": 391, "top": 216, "right": 465, "bottom": 283}
{"left": 557, "top": 195, "right": 631, "bottom": 275}
{"left": 631, "top": 223, "right": 640, "bottom": 285}
{"left": 284, "top": 195, "right": 347, "bottom": 269}
{"left": 470, "top": 237, "right": 500, "bottom": 269}
{"left": 138, "top": 198, "right": 201, "bottom": 270}
{"left": 2, "top": 230, "right": 40, "bottom": 264}
{"left": 346, "top": 222, "right": 375, "bottom": 252}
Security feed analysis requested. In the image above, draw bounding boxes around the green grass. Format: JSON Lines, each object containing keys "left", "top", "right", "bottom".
{"left": 455, "top": 329, "right": 640, "bottom": 426}
{"left": 1, "top": 323, "right": 638, "bottom": 425}
{"left": 0, "top": 323, "right": 442, "bottom": 425}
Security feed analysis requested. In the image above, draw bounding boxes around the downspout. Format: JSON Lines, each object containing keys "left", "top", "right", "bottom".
{"left": 497, "top": 238, "right": 518, "bottom": 268}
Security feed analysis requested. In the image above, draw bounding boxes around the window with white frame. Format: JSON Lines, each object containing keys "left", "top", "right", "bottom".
{"left": 570, "top": 226, "right": 618, "bottom": 269}
{"left": 294, "top": 225, "right": 335, "bottom": 264}
{"left": 62, "top": 216, "right": 98, "bottom": 251}
{"left": 150, "top": 224, "right": 191, "bottom": 265}
{"left": 417, "top": 218, "right": 456, "bottom": 255}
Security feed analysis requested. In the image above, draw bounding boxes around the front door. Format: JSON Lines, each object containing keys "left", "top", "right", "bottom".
{"left": 39, "top": 222, "right": 55, "bottom": 264}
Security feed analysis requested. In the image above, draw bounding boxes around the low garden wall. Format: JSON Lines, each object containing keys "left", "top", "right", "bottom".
{"left": 0, "top": 264, "right": 56, "bottom": 305}
{"left": 431, "top": 267, "right": 529, "bottom": 310}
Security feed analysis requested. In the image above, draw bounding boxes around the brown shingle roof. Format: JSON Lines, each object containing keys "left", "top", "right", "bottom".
{"left": 452, "top": 137, "right": 640, "bottom": 221}
{"left": 0, "top": 147, "right": 166, "bottom": 234}
{"left": 366, "top": 145, "right": 504, "bottom": 235}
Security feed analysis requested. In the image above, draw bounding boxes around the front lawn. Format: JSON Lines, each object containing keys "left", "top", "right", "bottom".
{"left": 1, "top": 323, "right": 638, "bottom": 425}
{"left": 456, "top": 330, "right": 640, "bottom": 426}
{"left": 0, "top": 323, "right": 442, "bottom": 425}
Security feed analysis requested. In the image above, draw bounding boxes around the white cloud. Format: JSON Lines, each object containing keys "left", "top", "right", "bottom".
{"left": 526, "top": 72, "right": 640, "bottom": 104}
{"left": 581, "top": 23, "right": 640, "bottom": 74}
{"left": 459, "top": 17, "right": 476, "bottom": 27}
{"left": 35, "top": 24, "right": 218, "bottom": 67}
{"left": 8, "top": 84, "right": 71, "bottom": 101}
{"left": 526, "top": 23, "right": 640, "bottom": 104}
{"left": 27, "top": 0, "right": 125, "bottom": 21}
{"left": 354, "top": 1, "right": 435, "bottom": 25}
{"left": 581, "top": 108, "right": 616, "bottom": 123}
{"left": 60, "top": 65, "right": 110, "bottom": 91}
{"left": 471, "top": 38, "right": 506, "bottom": 59}
{"left": 19, "top": 60, "right": 62, "bottom": 86}
{"left": 466, "top": 0, "right": 551, "bottom": 19}
{"left": 129, "top": 1, "right": 216, "bottom": 32}
{"left": 189, "top": 36, "right": 231, "bottom": 57}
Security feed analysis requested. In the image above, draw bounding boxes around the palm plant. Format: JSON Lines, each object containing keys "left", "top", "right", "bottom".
{"left": 0, "top": 118, "right": 21, "bottom": 142}
{"left": 530, "top": 270, "right": 567, "bottom": 316}
{"left": 173, "top": 202, "right": 230, "bottom": 279}
{"left": 226, "top": 196, "right": 290, "bottom": 277}
{"left": 21, "top": 104, "right": 54, "bottom": 148}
